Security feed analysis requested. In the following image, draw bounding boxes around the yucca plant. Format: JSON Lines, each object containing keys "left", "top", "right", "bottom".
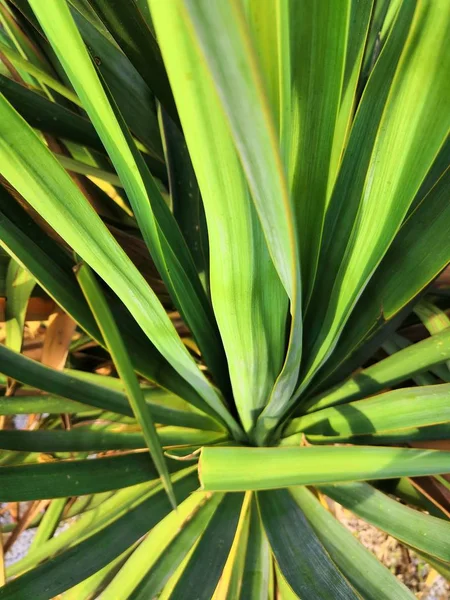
{"left": 0, "top": 0, "right": 449, "bottom": 597}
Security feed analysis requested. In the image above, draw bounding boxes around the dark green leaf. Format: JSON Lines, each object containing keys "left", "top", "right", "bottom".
{"left": 291, "top": 486, "right": 414, "bottom": 600}
{"left": 127, "top": 493, "right": 223, "bottom": 600}
{"left": 169, "top": 493, "right": 245, "bottom": 600}
{"left": 258, "top": 489, "right": 358, "bottom": 599}
{"left": 0, "top": 75, "right": 103, "bottom": 151}
{"left": 0, "top": 471, "right": 198, "bottom": 600}
{"left": 315, "top": 166, "right": 450, "bottom": 394}
{"left": 304, "top": 328, "right": 450, "bottom": 413}
{"left": 87, "top": 0, "right": 178, "bottom": 122}
{"left": 0, "top": 452, "right": 184, "bottom": 501}
{"left": 321, "top": 481, "right": 450, "bottom": 561}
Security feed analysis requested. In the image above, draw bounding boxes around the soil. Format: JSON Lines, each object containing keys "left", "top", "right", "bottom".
{"left": 334, "top": 503, "right": 450, "bottom": 599}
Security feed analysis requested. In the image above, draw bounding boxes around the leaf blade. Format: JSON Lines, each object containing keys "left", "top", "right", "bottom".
{"left": 0, "top": 91, "right": 237, "bottom": 434}
{"left": 0, "top": 452, "right": 184, "bottom": 501}
{"left": 285, "top": 383, "right": 450, "bottom": 441}
{"left": 291, "top": 486, "right": 414, "bottom": 600}
{"left": 258, "top": 489, "right": 358, "bottom": 600}
{"left": 169, "top": 493, "right": 245, "bottom": 600}
{"left": 76, "top": 262, "right": 176, "bottom": 506}
{"left": 0, "top": 471, "right": 198, "bottom": 600}
{"left": 302, "top": 0, "right": 450, "bottom": 385}
{"left": 320, "top": 481, "right": 450, "bottom": 561}
{"left": 200, "top": 446, "right": 450, "bottom": 491}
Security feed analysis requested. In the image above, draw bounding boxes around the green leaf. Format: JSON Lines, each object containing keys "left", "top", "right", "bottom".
{"left": 0, "top": 92, "right": 238, "bottom": 435}
{"left": 63, "top": 489, "right": 116, "bottom": 520}
{"left": 29, "top": 0, "right": 234, "bottom": 401}
{"left": 116, "top": 492, "right": 223, "bottom": 600}
{"left": 7, "top": 480, "right": 161, "bottom": 578}
{"left": 274, "top": 563, "right": 298, "bottom": 599}
{"left": 199, "top": 446, "right": 450, "bottom": 492}
{"left": 214, "top": 492, "right": 251, "bottom": 600}
{"left": 4, "top": 258, "right": 35, "bottom": 352}
{"left": 258, "top": 489, "right": 359, "bottom": 600}
{"left": 87, "top": 0, "right": 178, "bottom": 122}
{"left": 291, "top": 486, "right": 414, "bottom": 600}
{"left": 415, "top": 299, "right": 450, "bottom": 335}
{"left": 0, "top": 471, "right": 198, "bottom": 600}
{"left": 0, "top": 344, "right": 219, "bottom": 431}
{"left": 150, "top": 0, "right": 302, "bottom": 439}
{"left": 289, "top": 0, "right": 351, "bottom": 299}
{"left": 157, "top": 548, "right": 195, "bottom": 600}
{"left": 0, "top": 429, "right": 146, "bottom": 452}
{"left": 159, "top": 110, "right": 209, "bottom": 291}
{"left": 301, "top": 424, "right": 450, "bottom": 447}
{"left": 75, "top": 262, "right": 175, "bottom": 507}
{"left": 0, "top": 452, "right": 184, "bottom": 501}
{"left": 311, "top": 166, "right": 450, "bottom": 395}
{"left": 244, "top": 0, "right": 291, "bottom": 164}
{"left": 168, "top": 493, "right": 245, "bottom": 600}
{"left": 304, "top": 328, "right": 450, "bottom": 413}
{"left": 381, "top": 334, "right": 439, "bottom": 387}
{"left": 0, "top": 342, "right": 131, "bottom": 416}
{"left": 0, "top": 192, "right": 207, "bottom": 410}
{"left": 0, "top": 427, "right": 225, "bottom": 453}
{"left": 0, "top": 247, "right": 9, "bottom": 295}
{"left": 0, "top": 75, "right": 104, "bottom": 151}
{"left": 413, "top": 302, "right": 450, "bottom": 381}
{"left": 329, "top": 0, "right": 373, "bottom": 193}
{"left": 149, "top": 0, "right": 288, "bottom": 433}
{"left": 63, "top": 544, "right": 137, "bottom": 600}
{"left": 28, "top": 497, "right": 66, "bottom": 551}
{"left": 284, "top": 383, "right": 450, "bottom": 442}
{"left": 372, "top": 477, "right": 449, "bottom": 520}
{"left": 186, "top": 0, "right": 303, "bottom": 441}
{"left": 0, "top": 39, "right": 80, "bottom": 105}
{"left": 69, "top": 3, "right": 164, "bottom": 162}
{"left": 359, "top": 0, "right": 398, "bottom": 87}
{"left": 320, "top": 481, "right": 450, "bottom": 562}
{"left": 414, "top": 550, "right": 450, "bottom": 581}
{"left": 411, "top": 137, "right": 450, "bottom": 213}
{"left": 176, "top": 0, "right": 299, "bottom": 303}
{"left": 302, "top": 0, "right": 450, "bottom": 384}
{"left": 239, "top": 496, "right": 272, "bottom": 600}
{"left": 55, "top": 152, "right": 122, "bottom": 187}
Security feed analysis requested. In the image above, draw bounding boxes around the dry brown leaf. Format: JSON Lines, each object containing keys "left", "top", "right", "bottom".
{"left": 41, "top": 312, "right": 76, "bottom": 371}
{"left": 0, "top": 297, "right": 55, "bottom": 323}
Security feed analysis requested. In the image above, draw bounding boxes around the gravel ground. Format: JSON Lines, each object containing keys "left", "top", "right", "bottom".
{"left": 335, "top": 503, "right": 449, "bottom": 600}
